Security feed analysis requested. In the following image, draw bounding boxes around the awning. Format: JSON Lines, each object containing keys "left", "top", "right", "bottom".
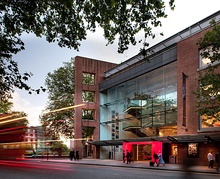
{"left": 88, "top": 136, "right": 170, "bottom": 146}
{"left": 89, "top": 139, "right": 124, "bottom": 146}
{"left": 88, "top": 133, "right": 220, "bottom": 146}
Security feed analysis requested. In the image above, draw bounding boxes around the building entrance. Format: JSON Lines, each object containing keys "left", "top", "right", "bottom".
{"left": 123, "top": 141, "right": 162, "bottom": 161}
{"left": 132, "top": 144, "right": 152, "bottom": 161}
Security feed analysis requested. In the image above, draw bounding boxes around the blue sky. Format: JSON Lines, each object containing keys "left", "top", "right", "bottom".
{"left": 11, "top": 1, "right": 220, "bottom": 126}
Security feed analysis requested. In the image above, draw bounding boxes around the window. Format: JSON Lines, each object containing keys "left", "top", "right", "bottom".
{"left": 182, "top": 73, "right": 187, "bottom": 126}
{"left": 199, "top": 84, "right": 220, "bottom": 129}
{"left": 82, "top": 91, "right": 95, "bottom": 102}
{"left": 201, "top": 112, "right": 220, "bottom": 128}
{"left": 199, "top": 47, "right": 220, "bottom": 69}
{"left": 82, "top": 73, "right": 95, "bottom": 85}
{"left": 82, "top": 109, "right": 95, "bottom": 120}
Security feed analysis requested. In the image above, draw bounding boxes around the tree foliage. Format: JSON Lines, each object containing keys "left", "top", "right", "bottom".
{"left": 0, "top": 0, "right": 175, "bottom": 99}
{"left": 0, "top": 98, "right": 13, "bottom": 113}
{"left": 40, "top": 59, "right": 74, "bottom": 139}
{"left": 195, "top": 20, "right": 220, "bottom": 119}
{"left": 49, "top": 141, "right": 69, "bottom": 155}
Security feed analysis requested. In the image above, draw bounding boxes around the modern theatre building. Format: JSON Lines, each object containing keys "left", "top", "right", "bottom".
{"left": 74, "top": 11, "right": 220, "bottom": 166}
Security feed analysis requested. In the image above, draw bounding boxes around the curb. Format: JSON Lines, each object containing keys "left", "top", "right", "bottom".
{"left": 40, "top": 160, "right": 220, "bottom": 175}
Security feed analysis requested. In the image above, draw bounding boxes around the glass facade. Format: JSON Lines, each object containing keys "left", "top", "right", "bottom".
{"left": 101, "top": 62, "right": 177, "bottom": 136}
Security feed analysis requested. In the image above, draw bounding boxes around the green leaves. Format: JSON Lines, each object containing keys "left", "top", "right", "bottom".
{"left": 195, "top": 20, "right": 220, "bottom": 118}
{"left": 0, "top": 0, "right": 175, "bottom": 99}
{"left": 40, "top": 58, "right": 75, "bottom": 139}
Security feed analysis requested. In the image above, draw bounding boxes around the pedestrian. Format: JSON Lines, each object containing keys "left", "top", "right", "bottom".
{"left": 126, "top": 150, "right": 130, "bottom": 164}
{"left": 72, "top": 149, "right": 76, "bottom": 160}
{"left": 207, "top": 150, "right": 214, "bottom": 168}
{"left": 158, "top": 151, "right": 165, "bottom": 166}
{"left": 33, "top": 150, "right": 36, "bottom": 158}
{"left": 153, "top": 151, "right": 158, "bottom": 166}
{"left": 130, "top": 150, "right": 133, "bottom": 163}
{"left": 69, "top": 149, "right": 74, "bottom": 161}
{"left": 123, "top": 151, "right": 126, "bottom": 163}
{"left": 216, "top": 152, "right": 220, "bottom": 172}
{"left": 76, "top": 150, "right": 79, "bottom": 160}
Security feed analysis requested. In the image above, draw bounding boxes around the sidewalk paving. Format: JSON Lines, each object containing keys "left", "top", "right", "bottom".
{"left": 39, "top": 158, "right": 220, "bottom": 174}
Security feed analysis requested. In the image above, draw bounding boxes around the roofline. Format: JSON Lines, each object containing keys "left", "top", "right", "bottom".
{"left": 104, "top": 10, "right": 220, "bottom": 78}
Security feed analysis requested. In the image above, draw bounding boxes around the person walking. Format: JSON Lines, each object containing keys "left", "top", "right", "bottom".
{"left": 207, "top": 150, "right": 215, "bottom": 168}
{"left": 126, "top": 150, "right": 130, "bottom": 164}
{"left": 33, "top": 150, "right": 36, "bottom": 158}
{"left": 69, "top": 149, "right": 74, "bottom": 161}
{"left": 130, "top": 150, "right": 133, "bottom": 163}
{"left": 153, "top": 151, "right": 158, "bottom": 166}
{"left": 123, "top": 151, "right": 126, "bottom": 163}
{"left": 216, "top": 152, "right": 220, "bottom": 172}
{"left": 158, "top": 151, "right": 165, "bottom": 166}
{"left": 72, "top": 149, "right": 76, "bottom": 160}
{"left": 76, "top": 150, "right": 79, "bottom": 160}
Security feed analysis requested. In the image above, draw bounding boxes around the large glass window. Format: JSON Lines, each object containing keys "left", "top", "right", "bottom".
{"left": 200, "top": 84, "right": 220, "bottom": 129}
{"left": 101, "top": 62, "right": 177, "bottom": 131}
{"left": 201, "top": 113, "right": 220, "bottom": 128}
{"left": 199, "top": 47, "right": 220, "bottom": 69}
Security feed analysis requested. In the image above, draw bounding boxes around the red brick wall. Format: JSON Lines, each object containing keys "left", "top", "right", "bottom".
{"left": 74, "top": 56, "right": 117, "bottom": 158}
{"left": 176, "top": 26, "right": 220, "bottom": 165}
{"left": 177, "top": 29, "right": 208, "bottom": 135}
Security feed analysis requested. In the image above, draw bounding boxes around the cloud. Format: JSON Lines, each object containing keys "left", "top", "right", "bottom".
{"left": 11, "top": 91, "right": 44, "bottom": 126}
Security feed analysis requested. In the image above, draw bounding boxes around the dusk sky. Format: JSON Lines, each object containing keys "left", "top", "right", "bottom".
{"left": 11, "top": 1, "right": 220, "bottom": 126}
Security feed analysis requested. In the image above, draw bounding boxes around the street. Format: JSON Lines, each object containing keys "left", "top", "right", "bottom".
{"left": 0, "top": 160, "right": 219, "bottom": 179}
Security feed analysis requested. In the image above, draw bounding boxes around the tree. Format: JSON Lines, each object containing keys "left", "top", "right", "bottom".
{"left": 0, "top": 98, "right": 13, "bottom": 113}
{"left": 40, "top": 58, "right": 74, "bottom": 139}
{"left": 49, "top": 141, "right": 70, "bottom": 156}
{"left": 195, "top": 20, "right": 220, "bottom": 120}
{"left": 0, "top": 0, "right": 175, "bottom": 99}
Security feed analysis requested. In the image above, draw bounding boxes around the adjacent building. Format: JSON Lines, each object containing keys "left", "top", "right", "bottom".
{"left": 74, "top": 57, "right": 117, "bottom": 158}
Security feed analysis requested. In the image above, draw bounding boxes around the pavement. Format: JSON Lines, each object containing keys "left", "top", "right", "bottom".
{"left": 36, "top": 158, "right": 220, "bottom": 174}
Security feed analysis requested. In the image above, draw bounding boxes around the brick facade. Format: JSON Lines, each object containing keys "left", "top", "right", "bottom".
{"left": 177, "top": 29, "right": 207, "bottom": 135}
{"left": 177, "top": 26, "right": 220, "bottom": 165}
{"left": 74, "top": 56, "right": 117, "bottom": 158}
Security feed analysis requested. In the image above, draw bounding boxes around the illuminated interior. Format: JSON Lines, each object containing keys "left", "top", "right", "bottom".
{"left": 122, "top": 141, "right": 162, "bottom": 161}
